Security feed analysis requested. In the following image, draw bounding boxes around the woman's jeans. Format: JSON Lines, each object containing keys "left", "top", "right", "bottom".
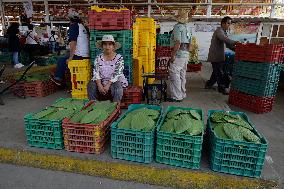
{"left": 12, "top": 52, "right": 20, "bottom": 65}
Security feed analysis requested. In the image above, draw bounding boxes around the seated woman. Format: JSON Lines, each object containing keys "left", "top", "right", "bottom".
{"left": 87, "top": 35, "right": 128, "bottom": 103}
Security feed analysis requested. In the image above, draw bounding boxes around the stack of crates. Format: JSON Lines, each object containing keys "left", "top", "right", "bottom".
{"left": 229, "top": 43, "right": 284, "bottom": 113}
{"left": 68, "top": 59, "right": 91, "bottom": 99}
{"left": 156, "top": 34, "right": 171, "bottom": 76}
{"left": 133, "top": 18, "right": 156, "bottom": 86}
{"left": 88, "top": 6, "right": 133, "bottom": 84}
{"left": 156, "top": 34, "right": 171, "bottom": 58}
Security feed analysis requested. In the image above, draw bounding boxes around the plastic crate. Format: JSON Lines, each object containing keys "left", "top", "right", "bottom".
{"left": 208, "top": 109, "right": 268, "bottom": 177}
{"left": 71, "top": 91, "right": 88, "bottom": 100}
{"left": 233, "top": 61, "right": 282, "bottom": 81}
{"left": 121, "top": 86, "right": 143, "bottom": 109}
{"left": 157, "top": 34, "right": 171, "bottom": 46}
{"left": 187, "top": 63, "right": 202, "bottom": 72}
{"left": 231, "top": 75, "right": 280, "bottom": 97}
{"left": 90, "top": 30, "right": 132, "bottom": 50}
{"left": 24, "top": 113, "right": 65, "bottom": 149}
{"left": 111, "top": 104, "right": 162, "bottom": 163}
{"left": 229, "top": 89, "right": 275, "bottom": 114}
{"left": 155, "top": 57, "right": 170, "bottom": 76}
{"left": 88, "top": 9, "right": 131, "bottom": 30}
{"left": 10, "top": 82, "right": 26, "bottom": 98}
{"left": 235, "top": 43, "right": 284, "bottom": 63}
{"left": 62, "top": 101, "right": 121, "bottom": 154}
{"left": 156, "top": 106, "right": 204, "bottom": 169}
{"left": 156, "top": 46, "right": 172, "bottom": 58}
{"left": 24, "top": 80, "right": 57, "bottom": 97}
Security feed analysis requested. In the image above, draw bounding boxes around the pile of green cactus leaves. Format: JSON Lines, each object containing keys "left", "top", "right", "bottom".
{"left": 117, "top": 107, "right": 160, "bottom": 131}
{"left": 211, "top": 111, "right": 261, "bottom": 144}
{"left": 160, "top": 109, "right": 203, "bottom": 136}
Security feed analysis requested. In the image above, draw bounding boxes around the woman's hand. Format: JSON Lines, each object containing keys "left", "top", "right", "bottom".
{"left": 103, "top": 83, "right": 111, "bottom": 93}
{"left": 98, "top": 84, "right": 106, "bottom": 95}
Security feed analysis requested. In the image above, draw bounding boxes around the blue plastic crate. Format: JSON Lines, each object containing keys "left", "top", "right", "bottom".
{"left": 156, "top": 106, "right": 204, "bottom": 169}
{"left": 208, "top": 109, "right": 268, "bottom": 178}
{"left": 111, "top": 104, "right": 162, "bottom": 163}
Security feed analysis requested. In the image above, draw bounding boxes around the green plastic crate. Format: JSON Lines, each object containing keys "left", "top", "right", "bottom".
{"left": 233, "top": 61, "right": 282, "bottom": 81}
{"left": 208, "top": 109, "right": 268, "bottom": 178}
{"left": 156, "top": 106, "right": 204, "bottom": 169}
{"left": 111, "top": 104, "right": 162, "bottom": 163}
{"left": 24, "top": 98, "right": 88, "bottom": 150}
{"left": 157, "top": 34, "right": 171, "bottom": 46}
{"left": 231, "top": 75, "right": 279, "bottom": 97}
{"left": 0, "top": 52, "right": 12, "bottom": 63}
{"left": 24, "top": 113, "right": 64, "bottom": 149}
{"left": 90, "top": 30, "right": 133, "bottom": 50}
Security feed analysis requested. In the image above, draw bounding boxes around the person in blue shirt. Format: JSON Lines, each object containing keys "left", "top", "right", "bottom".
{"left": 50, "top": 10, "right": 89, "bottom": 86}
{"left": 168, "top": 9, "right": 191, "bottom": 102}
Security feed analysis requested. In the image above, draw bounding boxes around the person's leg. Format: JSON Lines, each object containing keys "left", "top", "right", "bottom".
{"left": 180, "top": 58, "right": 188, "bottom": 99}
{"left": 12, "top": 52, "right": 19, "bottom": 65}
{"left": 169, "top": 58, "right": 183, "bottom": 101}
{"left": 215, "top": 61, "right": 226, "bottom": 91}
{"left": 87, "top": 80, "right": 100, "bottom": 101}
{"left": 205, "top": 62, "right": 218, "bottom": 88}
{"left": 54, "top": 56, "right": 69, "bottom": 80}
{"left": 110, "top": 81, "right": 123, "bottom": 102}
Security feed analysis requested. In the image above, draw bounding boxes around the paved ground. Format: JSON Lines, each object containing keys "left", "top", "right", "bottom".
{"left": 0, "top": 63, "right": 283, "bottom": 188}
{"left": 0, "top": 163, "right": 170, "bottom": 189}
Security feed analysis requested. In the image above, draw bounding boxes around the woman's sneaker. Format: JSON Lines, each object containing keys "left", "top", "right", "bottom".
{"left": 14, "top": 63, "right": 24, "bottom": 69}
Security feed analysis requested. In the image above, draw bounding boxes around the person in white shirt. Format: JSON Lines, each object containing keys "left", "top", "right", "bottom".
{"left": 50, "top": 9, "right": 89, "bottom": 86}
{"left": 49, "top": 30, "right": 59, "bottom": 53}
{"left": 24, "top": 24, "right": 39, "bottom": 63}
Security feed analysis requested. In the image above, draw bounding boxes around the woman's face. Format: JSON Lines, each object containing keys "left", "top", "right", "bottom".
{"left": 102, "top": 41, "right": 115, "bottom": 53}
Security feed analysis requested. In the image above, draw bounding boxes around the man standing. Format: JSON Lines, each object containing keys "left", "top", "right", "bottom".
{"left": 205, "top": 16, "right": 237, "bottom": 95}
{"left": 50, "top": 9, "right": 89, "bottom": 86}
{"left": 168, "top": 9, "right": 191, "bottom": 102}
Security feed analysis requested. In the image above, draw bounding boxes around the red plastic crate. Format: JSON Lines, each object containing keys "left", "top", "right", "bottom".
{"left": 10, "top": 82, "right": 26, "bottom": 98}
{"left": 155, "top": 57, "right": 170, "bottom": 76}
{"left": 24, "top": 80, "right": 56, "bottom": 97}
{"left": 235, "top": 43, "right": 284, "bottom": 63}
{"left": 62, "top": 101, "right": 121, "bottom": 154}
{"left": 156, "top": 46, "right": 172, "bottom": 58}
{"left": 88, "top": 10, "right": 131, "bottom": 30}
{"left": 229, "top": 89, "right": 275, "bottom": 114}
{"left": 187, "top": 63, "right": 202, "bottom": 72}
{"left": 121, "top": 86, "right": 143, "bottom": 109}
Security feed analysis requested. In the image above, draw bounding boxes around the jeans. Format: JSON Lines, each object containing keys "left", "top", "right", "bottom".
{"left": 50, "top": 42, "right": 56, "bottom": 53}
{"left": 54, "top": 55, "right": 89, "bottom": 80}
{"left": 12, "top": 52, "right": 20, "bottom": 65}
{"left": 206, "top": 61, "right": 230, "bottom": 89}
{"left": 54, "top": 55, "right": 69, "bottom": 80}
{"left": 87, "top": 80, "right": 123, "bottom": 102}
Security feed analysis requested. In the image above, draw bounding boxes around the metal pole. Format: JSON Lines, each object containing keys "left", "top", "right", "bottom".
{"left": 44, "top": 0, "right": 49, "bottom": 23}
{"left": 0, "top": 0, "right": 6, "bottom": 30}
{"left": 148, "top": 0, "right": 151, "bottom": 18}
{"left": 270, "top": 0, "right": 276, "bottom": 18}
{"left": 207, "top": 0, "right": 212, "bottom": 18}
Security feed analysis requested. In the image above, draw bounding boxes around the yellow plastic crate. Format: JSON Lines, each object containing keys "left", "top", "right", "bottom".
{"left": 133, "top": 58, "right": 143, "bottom": 87}
{"left": 91, "top": 6, "right": 129, "bottom": 12}
{"left": 71, "top": 92, "right": 88, "bottom": 99}
{"left": 68, "top": 59, "right": 90, "bottom": 68}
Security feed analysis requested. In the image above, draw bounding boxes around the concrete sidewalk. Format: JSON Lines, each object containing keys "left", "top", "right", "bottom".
{"left": 0, "top": 63, "right": 282, "bottom": 188}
